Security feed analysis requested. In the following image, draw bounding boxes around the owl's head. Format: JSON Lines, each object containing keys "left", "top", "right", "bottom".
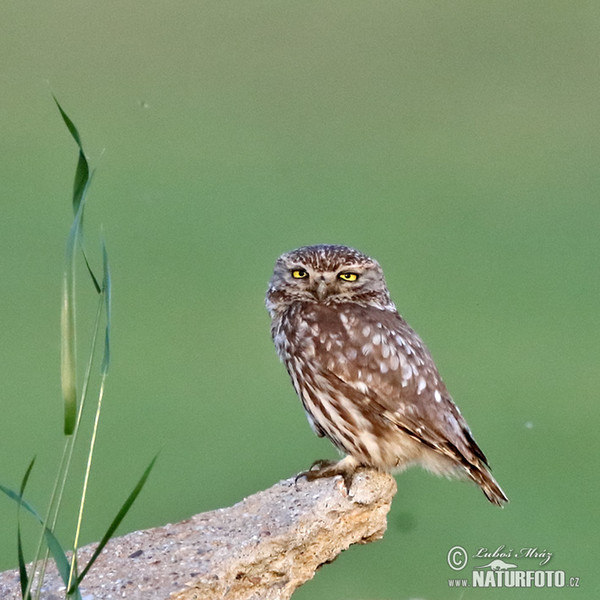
{"left": 266, "top": 244, "right": 394, "bottom": 313}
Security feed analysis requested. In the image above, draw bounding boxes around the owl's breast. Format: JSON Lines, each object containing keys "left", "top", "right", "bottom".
{"left": 274, "top": 301, "right": 450, "bottom": 408}
{"left": 275, "top": 302, "right": 346, "bottom": 359}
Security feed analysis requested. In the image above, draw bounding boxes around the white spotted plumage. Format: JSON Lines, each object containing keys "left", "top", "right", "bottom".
{"left": 266, "top": 244, "right": 508, "bottom": 506}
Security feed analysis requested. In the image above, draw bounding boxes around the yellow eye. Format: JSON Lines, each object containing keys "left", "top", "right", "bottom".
{"left": 338, "top": 272, "right": 359, "bottom": 282}
{"left": 291, "top": 269, "right": 308, "bottom": 279}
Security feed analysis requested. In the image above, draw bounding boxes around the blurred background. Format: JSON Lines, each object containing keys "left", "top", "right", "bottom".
{"left": 1, "top": 2, "right": 599, "bottom": 598}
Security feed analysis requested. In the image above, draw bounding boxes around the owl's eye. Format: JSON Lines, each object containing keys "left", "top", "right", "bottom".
{"left": 291, "top": 269, "right": 309, "bottom": 279}
{"left": 338, "top": 272, "right": 359, "bottom": 282}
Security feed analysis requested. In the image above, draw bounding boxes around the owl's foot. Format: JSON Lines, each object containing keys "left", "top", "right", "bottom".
{"left": 308, "top": 458, "right": 338, "bottom": 471}
{"left": 296, "top": 456, "right": 360, "bottom": 492}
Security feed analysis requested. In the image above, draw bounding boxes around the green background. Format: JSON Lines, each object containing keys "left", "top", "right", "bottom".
{"left": 1, "top": 2, "right": 599, "bottom": 598}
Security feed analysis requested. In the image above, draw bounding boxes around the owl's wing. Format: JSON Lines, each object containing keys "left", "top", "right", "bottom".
{"left": 312, "top": 304, "right": 490, "bottom": 470}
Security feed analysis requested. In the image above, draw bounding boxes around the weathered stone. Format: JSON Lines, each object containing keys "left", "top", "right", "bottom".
{"left": 0, "top": 469, "right": 396, "bottom": 599}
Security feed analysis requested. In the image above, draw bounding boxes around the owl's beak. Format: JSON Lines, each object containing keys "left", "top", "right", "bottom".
{"left": 316, "top": 278, "right": 328, "bottom": 300}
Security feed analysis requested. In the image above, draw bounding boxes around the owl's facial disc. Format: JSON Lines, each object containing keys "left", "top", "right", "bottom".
{"left": 266, "top": 245, "right": 395, "bottom": 313}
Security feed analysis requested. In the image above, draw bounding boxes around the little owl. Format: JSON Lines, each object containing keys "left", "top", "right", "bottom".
{"left": 266, "top": 244, "right": 508, "bottom": 506}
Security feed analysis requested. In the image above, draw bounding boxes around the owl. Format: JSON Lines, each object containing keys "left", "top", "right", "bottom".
{"left": 266, "top": 244, "right": 508, "bottom": 506}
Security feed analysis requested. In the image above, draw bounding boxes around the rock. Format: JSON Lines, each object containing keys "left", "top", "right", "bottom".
{"left": 0, "top": 469, "right": 396, "bottom": 599}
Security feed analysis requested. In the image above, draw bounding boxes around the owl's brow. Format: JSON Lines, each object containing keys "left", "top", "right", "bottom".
{"left": 289, "top": 259, "right": 370, "bottom": 271}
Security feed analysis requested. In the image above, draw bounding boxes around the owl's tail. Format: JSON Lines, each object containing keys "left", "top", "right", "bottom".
{"left": 470, "top": 465, "right": 509, "bottom": 507}
{"left": 458, "top": 427, "right": 508, "bottom": 507}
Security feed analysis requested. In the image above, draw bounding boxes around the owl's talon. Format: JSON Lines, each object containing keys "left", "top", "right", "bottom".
{"left": 294, "top": 459, "right": 337, "bottom": 487}
{"left": 342, "top": 470, "right": 355, "bottom": 493}
{"left": 295, "top": 459, "right": 357, "bottom": 494}
{"left": 309, "top": 458, "right": 337, "bottom": 471}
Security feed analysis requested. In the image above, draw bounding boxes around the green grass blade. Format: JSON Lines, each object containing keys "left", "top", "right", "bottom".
{"left": 66, "top": 240, "right": 112, "bottom": 594}
{"left": 17, "top": 527, "right": 30, "bottom": 600}
{"left": 72, "top": 170, "right": 102, "bottom": 295}
{"left": 54, "top": 97, "right": 101, "bottom": 293}
{"left": 82, "top": 218, "right": 101, "bottom": 294}
{"left": 57, "top": 101, "right": 100, "bottom": 434}
{"left": 16, "top": 459, "right": 35, "bottom": 600}
{"left": 53, "top": 96, "right": 84, "bottom": 149}
{"left": 1, "top": 480, "right": 82, "bottom": 597}
{"left": 72, "top": 152, "right": 89, "bottom": 218}
{"left": 61, "top": 207, "right": 80, "bottom": 436}
{"left": 53, "top": 96, "right": 88, "bottom": 215}
{"left": 18, "top": 458, "right": 36, "bottom": 497}
{"left": 0, "top": 478, "right": 79, "bottom": 585}
{"left": 11, "top": 460, "right": 74, "bottom": 599}
{"left": 0, "top": 484, "right": 42, "bottom": 522}
{"left": 67, "top": 361, "right": 107, "bottom": 592}
{"left": 75, "top": 455, "right": 158, "bottom": 587}
{"left": 65, "top": 557, "right": 81, "bottom": 600}
{"left": 45, "top": 532, "right": 80, "bottom": 600}
{"left": 0, "top": 459, "right": 40, "bottom": 520}
{"left": 101, "top": 239, "right": 111, "bottom": 374}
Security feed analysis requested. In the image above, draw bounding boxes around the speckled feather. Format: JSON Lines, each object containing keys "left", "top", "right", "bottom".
{"left": 266, "top": 244, "right": 508, "bottom": 506}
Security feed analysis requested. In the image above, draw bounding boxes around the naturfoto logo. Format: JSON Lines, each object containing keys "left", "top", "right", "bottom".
{"left": 446, "top": 545, "right": 580, "bottom": 589}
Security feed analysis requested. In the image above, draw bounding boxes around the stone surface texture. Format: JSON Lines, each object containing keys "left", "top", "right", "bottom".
{"left": 0, "top": 469, "right": 396, "bottom": 599}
